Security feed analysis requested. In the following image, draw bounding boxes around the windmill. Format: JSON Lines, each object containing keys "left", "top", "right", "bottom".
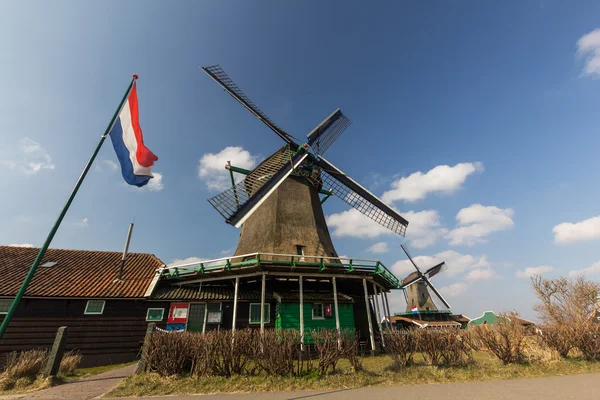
{"left": 399, "top": 245, "right": 451, "bottom": 312}
{"left": 201, "top": 65, "right": 409, "bottom": 258}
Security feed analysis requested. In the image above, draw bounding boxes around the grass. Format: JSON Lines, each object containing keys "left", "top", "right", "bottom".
{"left": 107, "top": 352, "right": 600, "bottom": 397}
{"left": 0, "top": 361, "right": 135, "bottom": 395}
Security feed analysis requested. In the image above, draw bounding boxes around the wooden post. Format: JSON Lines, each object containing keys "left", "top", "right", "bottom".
{"left": 383, "top": 291, "right": 393, "bottom": 329}
{"left": 332, "top": 277, "right": 341, "bottom": 347}
{"left": 43, "top": 326, "right": 68, "bottom": 377}
{"left": 135, "top": 323, "right": 156, "bottom": 374}
{"left": 372, "top": 283, "right": 385, "bottom": 347}
{"left": 232, "top": 277, "right": 239, "bottom": 334}
{"left": 202, "top": 303, "right": 208, "bottom": 334}
{"left": 363, "top": 278, "right": 376, "bottom": 355}
{"left": 260, "top": 273, "right": 266, "bottom": 334}
{"left": 299, "top": 275, "right": 304, "bottom": 349}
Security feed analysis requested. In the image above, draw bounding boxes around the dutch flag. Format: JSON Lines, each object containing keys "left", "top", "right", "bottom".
{"left": 108, "top": 81, "right": 158, "bottom": 187}
{"left": 412, "top": 305, "right": 418, "bottom": 314}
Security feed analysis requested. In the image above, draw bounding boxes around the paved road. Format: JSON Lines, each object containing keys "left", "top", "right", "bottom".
{"left": 4, "top": 364, "right": 136, "bottom": 400}
{"left": 104, "top": 372, "right": 600, "bottom": 400}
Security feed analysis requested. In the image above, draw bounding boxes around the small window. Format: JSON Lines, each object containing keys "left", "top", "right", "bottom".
{"left": 84, "top": 300, "right": 105, "bottom": 315}
{"left": 0, "top": 299, "right": 13, "bottom": 314}
{"left": 249, "top": 303, "right": 270, "bottom": 324}
{"left": 312, "top": 303, "right": 324, "bottom": 320}
{"left": 41, "top": 262, "right": 57, "bottom": 268}
{"left": 296, "top": 245, "right": 305, "bottom": 261}
{"left": 146, "top": 308, "right": 164, "bottom": 321}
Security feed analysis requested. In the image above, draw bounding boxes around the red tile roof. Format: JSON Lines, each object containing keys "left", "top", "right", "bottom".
{"left": 0, "top": 246, "right": 164, "bottom": 299}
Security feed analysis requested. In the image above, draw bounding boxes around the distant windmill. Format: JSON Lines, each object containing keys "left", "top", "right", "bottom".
{"left": 400, "top": 245, "right": 450, "bottom": 312}
{"left": 201, "top": 65, "right": 409, "bottom": 258}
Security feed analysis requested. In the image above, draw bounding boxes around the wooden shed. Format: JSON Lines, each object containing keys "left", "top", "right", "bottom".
{"left": 0, "top": 246, "right": 166, "bottom": 367}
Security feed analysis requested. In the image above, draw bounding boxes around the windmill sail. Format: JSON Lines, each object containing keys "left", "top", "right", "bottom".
{"left": 425, "top": 262, "right": 447, "bottom": 279}
{"left": 208, "top": 146, "right": 309, "bottom": 227}
{"left": 201, "top": 65, "right": 296, "bottom": 144}
{"left": 316, "top": 156, "right": 409, "bottom": 236}
{"left": 306, "top": 109, "right": 351, "bottom": 156}
{"left": 422, "top": 277, "right": 451, "bottom": 309}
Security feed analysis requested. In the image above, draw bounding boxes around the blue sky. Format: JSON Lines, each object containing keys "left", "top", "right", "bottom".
{"left": 2, "top": 1, "right": 600, "bottom": 320}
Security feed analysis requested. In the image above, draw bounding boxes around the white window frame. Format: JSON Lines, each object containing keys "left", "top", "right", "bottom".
{"left": 84, "top": 300, "right": 106, "bottom": 315}
{"left": 146, "top": 307, "right": 165, "bottom": 321}
{"left": 312, "top": 303, "right": 325, "bottom": 320}
{"left": 249, "top": 303, "right": 270, "bottom": 324}
{"left": 0, "top": 298, "right": 13, "bottom": 315}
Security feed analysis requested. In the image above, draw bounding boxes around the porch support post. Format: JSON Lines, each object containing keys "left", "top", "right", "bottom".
{"left": 232, "top": 277, "right": 239, "bottom": 334}
{"left": 383, "top": 291, "right": 392, "bottom": 329}
{"left": 202, "top": 303, "right": 208, "bottom": 334}
{"left": 260, "top": 273, "right": 266, "bottom": 334}
{"left": 332, "top": 276, "right": 341, "bottom": 347}
{"left": 299, "top": 275, "right": 304, "bottom": 349}
{"left": 372, "top": 282, "right": 385, "bottom": 347}
{"left": 363, "top": 278, "right": 376, "bottom": 355}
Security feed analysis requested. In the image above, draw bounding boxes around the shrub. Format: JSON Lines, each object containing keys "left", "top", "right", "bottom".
{"left": 472, "top": 313, "right": 527, "bottom": 365}
{"left": 538, "top": 325, "right": 573, "bottom": 358}
{"left": 574, "top": 321, "right": 600, "bottom": 361}
{"left": 59, "top": 350, "right": 82, "bottom": 376}
{"left": 383, "top": 329, "right": 419, "bottom": 368}
{"left": 339, "top": 329, "right": 363, "bottom": 372}
{"left": 257, "top": 329, "right": 301, "bottom": 377}
{"left": 1, "top": 349, "right": 48, "bottom": 380}
{"left": 311, "top": 329, "right": 343, "bottom": 375}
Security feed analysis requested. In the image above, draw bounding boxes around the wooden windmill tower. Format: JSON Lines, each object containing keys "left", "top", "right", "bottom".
{"left": 201, "top": 65, "right": 409, "bottom": 257}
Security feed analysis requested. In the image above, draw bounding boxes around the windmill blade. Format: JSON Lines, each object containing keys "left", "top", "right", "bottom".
{"left": 315, "top": 156, "right": 409, "bottom": 236}
{"left": 425, "top": 261, "right": 447, "bottom": 280}
{"left": 400, "top": 244, "right": 422, "bottom": 273}
{"left": 208, "top": 147, "right": 309, "bottom": 227}
{"left": 201, "top": 65, "right": 297, "bottom": 145}
{"left": 306, "top": 109, "right": 351, "bottom": 156}
{"left": 422, "top": 277, "right": 451, "bottom": 309}
{"left": 400, "top": 271, "right": 422, "bottom": 289}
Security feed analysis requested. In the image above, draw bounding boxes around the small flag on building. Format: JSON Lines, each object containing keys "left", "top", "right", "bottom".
{"left": 109, "top": 78, "right": 158, "bottom": 187}
{"left": 412, "top": 305, "right": 418, "bottom": 314}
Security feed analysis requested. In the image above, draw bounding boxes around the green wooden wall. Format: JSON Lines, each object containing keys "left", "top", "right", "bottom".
{"left": 275, "top": 302, "right": 355, "bottom": 339}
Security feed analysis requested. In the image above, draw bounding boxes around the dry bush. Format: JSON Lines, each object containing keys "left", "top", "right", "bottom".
{"left": 257, "top": 329, "right": 301, "bottom": 377}
{"left": 574, "top": 321, "right": 600, "bottom": 361}
{"left": 438, "top": 328, "right": 474, "bottom": 366}
{"left": 414, "top": 329, "right": 446, "bottom": 366}
{"left": 144, "top": 331, "right": 191, "bottom": 376}
{"left": 1, "top": 349, "right": 48, "bottom": 380}
{"left": 58, "top": 350, "right": 82, "bottom": 376}
{"left": 472, "top": 313, "right": 527, "bottom": 365}
{"left": 311, "top": 329, "right": 343, "bottom": 375}
{"left": 538, "top": 325, "right": 574, "bottom": 358}
{"left": 532, "top": 275, "right": 600, "bottom": 359}
{"left": 383, "top": 329, "right": 419, "bottom": 368}
{"left": 339, "top": 329, "right": 363, "bottom": 372}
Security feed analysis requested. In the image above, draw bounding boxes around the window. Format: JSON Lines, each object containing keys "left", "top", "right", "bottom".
{"left": 312, "top": 303, "right": 324, "bottom": 320}
{"left": 296, "top": 245, "right": 305, "bottom": 261}
{"left": 146, "top": 308, "right": 164, "bottom": 321}
{"left": 0, "top": 299, "right": 13, "bottom": 314}
{"left": 249, "top": 303, "right": 270, "bottom": 324}
{"left": 84, "top": 300, "right": 105, "bottom": 315}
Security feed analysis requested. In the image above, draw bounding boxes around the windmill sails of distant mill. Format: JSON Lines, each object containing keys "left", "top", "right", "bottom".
{"left": 200, "top": 65, "right": 410, "bottom": 259}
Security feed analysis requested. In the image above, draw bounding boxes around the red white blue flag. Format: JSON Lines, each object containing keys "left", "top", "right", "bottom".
{"left": 412, "top": 305, "right": 418, "bottom": 314}
{"left": 109, "top": 82, "right": 158, "bottom": 187}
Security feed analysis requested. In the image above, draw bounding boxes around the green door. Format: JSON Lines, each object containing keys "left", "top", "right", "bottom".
{"left": 187, "top": 303, "right": 206, "bottom": 332}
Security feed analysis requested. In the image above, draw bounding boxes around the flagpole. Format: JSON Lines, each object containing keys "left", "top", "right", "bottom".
{"left": 0, "top": 74, "right": 138, "bottom": 341}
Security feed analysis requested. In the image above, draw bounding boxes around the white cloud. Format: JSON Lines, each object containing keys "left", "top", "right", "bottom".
{"left": 220, "top": 248, "right": 233, "bottom": 256}
{"left": 198, "top": 146, "right": 259, "bottom": 191}
{"left": 73, "top": 218, "right": 89, "bottom": 227}
{"left": 169, "top": 256, "right": 206, "bottom": 266}
{"left": 440, "top": 282, "right": 468, "bottom": 297}
{"left": 577, "top": 28, "right": 600, "bottom": 77}
{"left": 553, "top": 216, "right": 600, "bottom": 244}
{"left": 382, "top": 162, "right": 483, "bottom": 203}
{"left": 366, "top": 242, "right": 389, "bottom": 254}
{"left": 403, "top": 210, "right": 448, "bottom": 248}
{"left": 327, "top": 208, "right": 445, "bottom": 249}
{"left": 8, "top": 243, "right": 33, "bottom": 248}
{"left": 3, "top": 138, "right": 56, "bottom": 175}
{"left": 569, "top": 261, "right": 600, "bottom": 277}
{"left": 391, "top": 249, "right": 489, "bottom": 278}
{"left": 327, "top": 209, "right": 391, "bottom": 238}
{"left": 97, "top": 159, "right": 119, "bottom": 172}
{"left": 447, "top": 204, "right": 514, "bottom": 246}
{"left": 145, "top": 172, "right": 164, "bottom": 192}
{"left": 516, "top": 265, "right": 554, "bottom": 279}
{"left": 466, "top": 268, "right": 496, "bottom": 281}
